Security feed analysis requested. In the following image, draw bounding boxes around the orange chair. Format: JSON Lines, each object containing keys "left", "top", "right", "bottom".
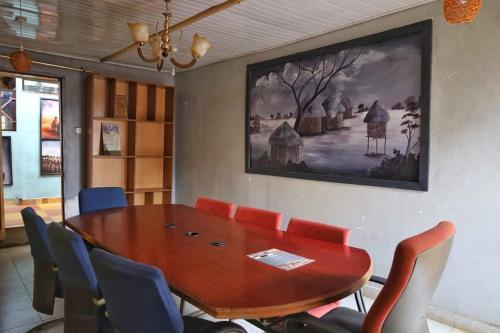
{"left": 195, "top": 196, "right": 236, "bottom": 218}
{"left": 284, "top": 222, "right": 456, "bottom": 333}
{"left": 287, "top": 218, "right": 351, "bottom": 318}
{"left": 234, "top": 206, "right": 283, "bottom": 230}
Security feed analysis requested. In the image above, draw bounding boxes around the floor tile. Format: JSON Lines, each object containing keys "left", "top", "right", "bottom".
{"left": 0, "top": 306, "right": 41, "bottom": 331}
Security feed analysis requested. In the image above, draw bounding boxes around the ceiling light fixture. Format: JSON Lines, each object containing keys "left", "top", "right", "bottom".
{"left": 10, "top": 0, "right": 32, "bottom": 73}
{"left": 444, "top": 0, "right": 483, "bottom": 24}
{"left": 128, "top": 0, "right": 211, "bottom": 76}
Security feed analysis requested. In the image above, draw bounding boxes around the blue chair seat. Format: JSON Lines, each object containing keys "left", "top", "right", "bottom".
{"left": 79, "top": 187, "right": 128, "bottom": 214}
{"left": 90, "top": 249, "right": 246, "bottom": 333}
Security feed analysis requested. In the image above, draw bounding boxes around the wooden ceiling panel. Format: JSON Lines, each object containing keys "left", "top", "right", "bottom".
{"left": 0, "top": 0, "right": 434, "bottom": 73}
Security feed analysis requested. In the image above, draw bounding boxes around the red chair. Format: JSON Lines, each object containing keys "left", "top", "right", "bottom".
{"left": 234, "top": 206, "right": 283, "bottom": 230}
{"left": 284, "top": 221, "right": 456, "bottom": 333}
{"left": 287, "top": 218, "right": 350, "bottom": 318}
{"left": 195, "top": 196, "right": 236, "bottom": 218}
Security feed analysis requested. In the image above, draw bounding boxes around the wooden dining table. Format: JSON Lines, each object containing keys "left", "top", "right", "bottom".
{"left": 64, "top": 204, "right": 372, "bottom": 322}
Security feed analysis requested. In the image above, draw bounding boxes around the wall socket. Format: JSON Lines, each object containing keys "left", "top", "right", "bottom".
{"left": 75, "top": 127, "right": 82, "bottom": 134}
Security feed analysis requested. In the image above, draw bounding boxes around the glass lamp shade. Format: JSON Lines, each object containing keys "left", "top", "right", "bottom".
{"left": 150, "top": 38, "right": 162, "bottom": 58}
{"left": 191, "top": 34, "right": 211, "bottom": 58}
{"left": 128, "top": 22, "right": 150, "bottom": 43}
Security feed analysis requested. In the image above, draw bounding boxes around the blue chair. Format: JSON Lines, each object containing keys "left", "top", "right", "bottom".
{"left": 21, "top": 208, "right": 64, "bottom": 329}
{"left": 79, "top": 187, "right": 128, "bottom": 214}
{"left": 90, "top": 249, "right": 247, "bottom": 333}
{"left": 47, "top": 223, "right": 112, "bottom": 333}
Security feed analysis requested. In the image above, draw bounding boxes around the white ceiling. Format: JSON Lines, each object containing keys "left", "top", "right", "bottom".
{"left": 0, "top": 0, "right": 434, "bottom": 72}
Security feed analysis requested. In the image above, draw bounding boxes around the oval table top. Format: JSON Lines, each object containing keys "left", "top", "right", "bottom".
{"left": 65, "top": 204, "right": 372, "bottom": 319}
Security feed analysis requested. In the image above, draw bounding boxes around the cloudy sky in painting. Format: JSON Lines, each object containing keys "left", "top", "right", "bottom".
{"left": 249, "top": 33, "right": 422, "bottom": 117}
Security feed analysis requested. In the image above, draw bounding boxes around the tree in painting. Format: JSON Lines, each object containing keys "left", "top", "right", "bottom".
{"left": 247, "top": 26, "right": 429, "bottom": 189}
{"left": 270, "top": 49, "right": 362, "bottom": 132}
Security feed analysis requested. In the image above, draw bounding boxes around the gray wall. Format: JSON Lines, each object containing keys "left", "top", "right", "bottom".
{"left": 175, "top": 1, "right": 500, "bottom": 326}
{"left": 0, "top": 46, "right": 174, "bottom": 217}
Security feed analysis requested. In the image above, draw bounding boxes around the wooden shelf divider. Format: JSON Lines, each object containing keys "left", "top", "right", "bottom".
{"left": 86, "top": 75, "right": 174, "bottom": 206}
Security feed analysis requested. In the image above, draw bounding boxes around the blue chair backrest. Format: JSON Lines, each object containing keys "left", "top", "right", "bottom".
{"left": 21, "top": 207, "right": 54, "bottom": 263}
{"left": 79, "top": 187, "right": 128, "bottom": 214}
{"left": 47, "top": 223, "right": 98, "bottom": 293}
{"left": 90, "top": 249, "right": 184, "bottom": 333}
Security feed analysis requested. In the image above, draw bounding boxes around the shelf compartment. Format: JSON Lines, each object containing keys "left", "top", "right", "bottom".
{"left": 91, "top": 159, "right": 127, "bottom": 188}
{"left": 134, "top": 158, "right": 164, "bottom": 189}
{"left": 165, "top": 87, "right": 174, "bottom": 122}
{"left": 135, "top": 122, "right": 164, "bottom": 156}
{"left": 92, "top": 119, "right": 129, "bottom": 156}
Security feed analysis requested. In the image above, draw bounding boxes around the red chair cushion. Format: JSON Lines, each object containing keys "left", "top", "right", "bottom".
{"left": 195, "top": 197, "right": 235, "bottom": 218}
{"left": 287, "top": 218, "right": 350, "bottom": 245}
{"left": 234, "top": 206, "right": 283, "bottom": 230}
{"left": 287, "top": 217, "right": 351, "bottom": 317}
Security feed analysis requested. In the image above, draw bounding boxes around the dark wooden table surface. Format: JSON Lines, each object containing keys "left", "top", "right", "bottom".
{"left": 65, "top": 204, "right": 372, "bottom": 319}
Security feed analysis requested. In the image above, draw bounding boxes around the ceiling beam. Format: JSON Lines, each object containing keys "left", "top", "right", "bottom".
{"left": 100, "top": 0, "right": 244, "bottom": 63}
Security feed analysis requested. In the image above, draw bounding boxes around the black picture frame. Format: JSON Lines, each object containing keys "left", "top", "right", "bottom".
{"left": 245, "top": 20, "right": 432, "bottom": 191}
{"left": 2, "top": 136, "right": 13, "bottom": 186}
{"left": 40, "top": 139, "right": 61, "bottom": 176}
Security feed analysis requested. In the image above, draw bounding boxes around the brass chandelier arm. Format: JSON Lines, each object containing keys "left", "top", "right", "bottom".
{"left": 169, "top": 57, "right": 197, "bottom": 69}
{"left": 137, "top": 46, "right": 162, "bottom": 64}
{"left": 100, "top": 0, "right": 244, "bottom": 63}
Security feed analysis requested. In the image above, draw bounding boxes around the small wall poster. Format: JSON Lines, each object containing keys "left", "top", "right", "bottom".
{"left": 40, "top": 98, "right": 60, "bottom": 140}
{"left": 41, "top": 140, "right": 61, "bottom": 175}
{"left": 101, "top": 123, "right": 122, "bottom": 155}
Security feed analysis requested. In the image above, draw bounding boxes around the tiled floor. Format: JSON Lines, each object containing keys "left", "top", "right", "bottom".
{"left": 4, "top": 202, "right": 63, "bottom": 228}
{"left": 0, "top": 245, "right": 468, "bottom": 333}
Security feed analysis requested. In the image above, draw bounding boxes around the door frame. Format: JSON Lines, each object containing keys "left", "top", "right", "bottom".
{"left": 0, "top": 70, "right": 65, "bottom": 239}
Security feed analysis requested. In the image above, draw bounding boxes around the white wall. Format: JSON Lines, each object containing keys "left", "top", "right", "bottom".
{"left": 174, "top": 1, "right": 500, "bottom": 326}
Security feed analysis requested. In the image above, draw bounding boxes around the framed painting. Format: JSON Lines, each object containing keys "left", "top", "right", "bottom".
{"left": 0, "top": 90, "right": 16, "bottom": 131}
{"left": 40, "top": 98, "right": 61, "bottom": 140}
{"left": 41, "top": 140, "right": 61, "bottom": 175}
{"left": 2, "top": 136, "right": 13, "bottom": 186}
{"left": 245, "top": 20, "right": 431, "bottom": 191}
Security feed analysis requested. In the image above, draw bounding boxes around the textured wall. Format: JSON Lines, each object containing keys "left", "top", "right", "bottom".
{"left": 0, "top": 46, "right": 174, "bottom": 217}
{"left": 175, "top": 1, "right": 500, "bottom": 326}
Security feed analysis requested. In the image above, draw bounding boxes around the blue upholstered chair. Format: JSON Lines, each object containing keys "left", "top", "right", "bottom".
{"left": 90, "top": 249, "right": 247, "bottom": 333}
{"left": 47, "top": 223, "right": 112, "bottom": 333}
{"left": 78, "top": 187, "right": 128, "bottom": 214}
{"left": 21, "top": 208, "right": 64, "bottom": 329}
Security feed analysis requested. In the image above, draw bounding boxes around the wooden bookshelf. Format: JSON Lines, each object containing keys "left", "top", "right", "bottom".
{"left": 86, "top": 75, "right": 174, "bottom": 206}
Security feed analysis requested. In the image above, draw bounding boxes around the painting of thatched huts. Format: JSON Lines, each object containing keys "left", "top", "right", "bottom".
{"left": 246, "top": 21, "right": 431, "bottom": 191}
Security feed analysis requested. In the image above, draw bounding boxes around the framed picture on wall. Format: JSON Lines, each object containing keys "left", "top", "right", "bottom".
{"left": 2, "top": 136, "right": 13, "bottom": 186}
{"left": 40, "top": 98, "right": 61, "bottom": 140}
{"left": 41, "top": 140, "right": 61, "bottom": 175}
{"left": 245, "top": 20, "right": 431, "bottom": 191}
{"left": 1, "top": 90, "right": 16, "bottom": 131}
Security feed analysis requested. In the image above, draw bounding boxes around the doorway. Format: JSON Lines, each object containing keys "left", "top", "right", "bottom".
{"left": 0, "top": 72, "right": 63, "bottom": 239}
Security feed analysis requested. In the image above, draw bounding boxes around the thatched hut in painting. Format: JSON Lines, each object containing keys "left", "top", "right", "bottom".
{"left": 298, "top": 102, "right": 325, "bottom": 136}
{"left": 269, "top": 122, "right": 303, "bottom": 164}
{"left": 321, "top": 95, "right": 344, "bottom": 131}
{"left": 363, "top": 100, "right": 390, "bottom": 155}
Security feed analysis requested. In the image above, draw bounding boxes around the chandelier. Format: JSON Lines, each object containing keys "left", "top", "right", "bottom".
{"left": 128, "top": 0, "right": 211, "bottom": 75}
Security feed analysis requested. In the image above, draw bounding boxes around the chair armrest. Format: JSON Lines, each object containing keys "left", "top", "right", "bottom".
{"left": 283, "top": 313, "right": 352, "bottom": 333}
{"left": 202, "top": 321, "right": 247, "bottom": 333}
{"left": 369, "top": 275, "right": 387, "bottom": 285}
